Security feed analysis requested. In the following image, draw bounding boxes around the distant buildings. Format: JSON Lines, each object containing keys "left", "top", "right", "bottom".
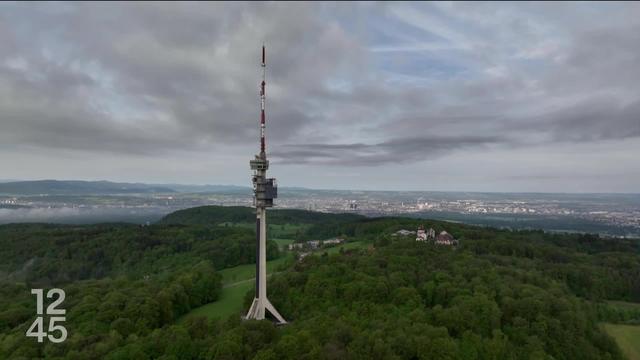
{"left": 435, "top": 230, "right": 458, "bottom": 246}
{"left": 288, "top": 241, "right": 315, "bottom": 250}
{"left": 288, "top": 237, "right": 344, "bottom": 251}
{"left": 415, "top": 225, "right": 436, "bottom": 242}
{"left": 323, "top": 238, "right": 345, "bottom": 245}
{"left": 392, "top": 229, "right": 416, "bottom": 237}
{"left": 393, "top": 225, "right": 458, "bottom": 246}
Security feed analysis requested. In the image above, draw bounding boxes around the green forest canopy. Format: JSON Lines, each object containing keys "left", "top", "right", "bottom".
{"left": 0, "top": 205, "right": 639, "bottom": 359}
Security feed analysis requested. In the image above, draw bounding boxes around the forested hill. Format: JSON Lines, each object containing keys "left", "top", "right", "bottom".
{"left": 0, "top": 222, "right": 280, "bottom": 285}
{"left": 159, "top": 205, "right": 365, "bottom": 225}
{"left": 1, "top": 207, "right": 640, "bottom": 359}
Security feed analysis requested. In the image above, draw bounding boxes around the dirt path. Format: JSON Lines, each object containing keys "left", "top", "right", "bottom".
{"left": 222, "top": 271, "right": 281, "bottom": 288}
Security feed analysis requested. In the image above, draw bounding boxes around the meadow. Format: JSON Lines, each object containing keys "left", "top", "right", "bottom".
{"left": 178, "top": 240, "right": 367, "bottom": 322}
{"left": 603, "top": 323, "right": 640, "bottom": 360}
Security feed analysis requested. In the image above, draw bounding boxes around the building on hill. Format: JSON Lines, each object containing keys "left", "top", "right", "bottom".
{"left": 416, "top": 225, "right": 436, "bottom": 242}
{"left": 288, "top": 238, "right": 343, "bottom": 251}
{"left": 323, "top": 238, "right": 344, "bottom": 245}
{"left": 435, "top": 230, "right": 458, "bottom": 246}
{"left": 416, "top": 225, "right": 427, "bottom": 241}
{"left": 392, "top": 229, "right": 416, "bottom": 237}
{"left": 288, "top": 241, "right": 319, "bottom": 250}
{"left": 426, "top": 227, "right": 436, "bottom": 240}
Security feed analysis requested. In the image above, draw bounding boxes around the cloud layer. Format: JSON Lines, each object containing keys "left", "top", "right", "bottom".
{"left": 1, "top": 2, "right": 639, "bottom": 191}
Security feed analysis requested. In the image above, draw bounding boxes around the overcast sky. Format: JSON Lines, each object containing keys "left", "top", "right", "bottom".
{"left": 1, "top": 2, "right": 639, "bottom": 192}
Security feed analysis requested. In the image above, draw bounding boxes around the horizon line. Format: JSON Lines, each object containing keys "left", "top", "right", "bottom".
{"left": 1, "top": 178, "right": 639, "bottom": 196}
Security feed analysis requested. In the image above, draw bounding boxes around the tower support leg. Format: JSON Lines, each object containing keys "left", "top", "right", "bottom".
{"left": 244, "top": 208, "right": 286, "bottom": 324}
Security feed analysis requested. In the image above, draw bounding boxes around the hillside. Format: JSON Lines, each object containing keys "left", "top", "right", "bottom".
{"left": 0, "top": 222, "right": 280, "bottom": 285}
{"left": 0, "top": 180, "right": 175, "bottom": 195}
{"left": 1, "top": 207, "right": 639, "bottom": 359}
{"left": 159, "top": 205, "right": 365, "bottom": 226}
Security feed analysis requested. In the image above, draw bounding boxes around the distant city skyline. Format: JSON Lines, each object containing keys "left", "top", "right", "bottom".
{"left": 1, "top": 2, "right": 640, "bottom": 193}
{"left": 1, "top": 180, "right": 639, "bottom": 235}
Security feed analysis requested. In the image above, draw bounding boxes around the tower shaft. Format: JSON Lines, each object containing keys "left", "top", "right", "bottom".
{"left": 245, "top": 45, "right": 285, "bottom": 324}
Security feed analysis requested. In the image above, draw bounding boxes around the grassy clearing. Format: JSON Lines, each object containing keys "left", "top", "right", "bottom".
{"left": 178, "top": 254, "right": 294, "bottom": 323}
{"left": 218, "top": 254, "right": 292, "bottom": 285}
{"left": 603, "top": 323, "right": 640, "bottom": 360}
{"left": 269, "top": 223, "right": 307, "bottom": 238}
{"left": 179, "top": 221, "right": 300, "bottom": 322}
{"left": 177, "top": 240, "right": 365, "bottom": 324}
{"left": 217, "top": 264, "right": 255, "bottom": 286}
{"left": 216, "top": 222, "right": 306, "bottom": 238}
{"left": 607, "top": 300, "right": 640, "bottom": 311}
{"left": 273, "top": 238, "right": 294, "bottom": 250}
{"left": 319, "top": 241, "right": 368, "bottom": 255}
{"left": 178, "top": 281, "right": 253, "bottom": 323}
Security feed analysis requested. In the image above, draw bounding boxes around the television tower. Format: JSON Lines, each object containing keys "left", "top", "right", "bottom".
{"left": 245, "top": 45, "right": 286, "bottom": 324}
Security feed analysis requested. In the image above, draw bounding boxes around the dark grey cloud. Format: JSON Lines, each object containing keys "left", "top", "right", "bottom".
{"left": 3, "top": 2, "right": 639, "bottom": 159}
{"left": 0, "top": 2, "right": 365, "bottom": 154}
{"left": 531, "top": 98, "right": 640, "bottom": 142}
{"left": 272, "top": 135, "right": 504, "bottom": 166}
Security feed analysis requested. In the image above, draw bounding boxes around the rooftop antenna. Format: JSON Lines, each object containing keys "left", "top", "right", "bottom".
{"left": 245, "top": 44, "right": 286, "bottom": 325}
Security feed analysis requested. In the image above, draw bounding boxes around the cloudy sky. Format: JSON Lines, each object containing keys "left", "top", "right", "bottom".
{"left": 1, "top": 2, "right": 639, "bottom": 192}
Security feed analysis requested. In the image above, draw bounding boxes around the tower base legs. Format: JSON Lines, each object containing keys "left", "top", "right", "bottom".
{"left": 245, "top": 297, "right": 287, "bottom": 324}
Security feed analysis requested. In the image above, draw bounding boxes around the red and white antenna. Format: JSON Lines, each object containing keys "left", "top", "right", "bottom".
{"left": 260, "top": 44, "right": 266, "bottom": 155}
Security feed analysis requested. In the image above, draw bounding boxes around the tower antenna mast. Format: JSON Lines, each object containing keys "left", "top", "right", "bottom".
{"left": 260, "top": 43, "right": 266, "bottom": 155}
{"left": 245, "top": 45, "right": 286, "bottom": 324}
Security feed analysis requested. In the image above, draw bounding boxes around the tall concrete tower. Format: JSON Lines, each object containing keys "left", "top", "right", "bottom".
{"left": 245, "top": 45, "right": 286, "bottom": 324}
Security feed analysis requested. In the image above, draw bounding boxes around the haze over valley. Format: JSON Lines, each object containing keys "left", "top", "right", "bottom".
{"left": 1, "top": 180, "right": 638, "bottom": 237}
